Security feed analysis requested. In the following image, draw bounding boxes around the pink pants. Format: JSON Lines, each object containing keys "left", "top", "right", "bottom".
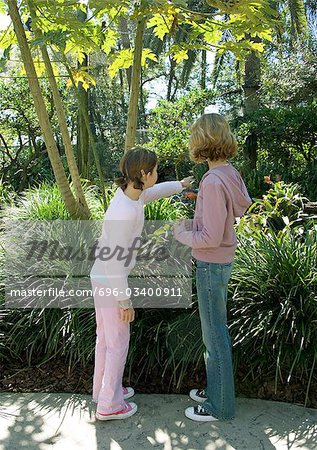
{"left": 91, "top": 280, "right": 130, "bottom": 414}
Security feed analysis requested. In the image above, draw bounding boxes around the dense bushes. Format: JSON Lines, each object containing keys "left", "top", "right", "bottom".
{"left": 147, "top": 89, "right": 215, "bottom": 180}
{"left": 230, "top": 227, "right": 317, "bottom": 398}
{"left": 233, "top": 104, "right": 317, "bottom": 200}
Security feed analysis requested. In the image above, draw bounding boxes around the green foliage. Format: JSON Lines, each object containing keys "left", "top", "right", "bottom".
{"left": 147, "top": 89, "right": 215, "bottom": 178}
{"left": 232, "top": 104, "right": 317, "bottom": 200}
{"left": 0, "top": 77, "right": 62, "bottom": 191}
{"left": 261, "top": 40, "right": 317, "bottom": 107}
{"left": 1, "top": 182, "right": 105, "bottom": 221}
{"left": 125, "top": 307, "right": 203, "bottom": 389}
{"left": 229, "top": 225, "right": 317, "bottom": 401}
{"left": 1, "top": 0, "right": 276, "bottom": 83}
{"left": 144, "top": 195, "right": 189, "bottom": 220}
{"left": 2, "top": 308, "right": 96, "bottom": 367}
{"left": 87, "top": 76, "right": 127, "bottom": 181}
{"left": 238, "top": 181, "right": 311, "bottom": 233}
{"left": 235, "top": 105, "right": 317, "bottom": 166}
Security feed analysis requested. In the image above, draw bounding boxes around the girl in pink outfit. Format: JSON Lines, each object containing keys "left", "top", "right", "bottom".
{"left": 90, "top": 147, "right": 193, "bottom": 421}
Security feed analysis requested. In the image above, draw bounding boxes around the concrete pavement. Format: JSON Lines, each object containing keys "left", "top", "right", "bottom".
{"left": 0, "top": 393, "right": 316, "bottom": 450}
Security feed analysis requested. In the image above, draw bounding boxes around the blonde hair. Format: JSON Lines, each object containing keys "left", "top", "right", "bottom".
{"left": 189, "top": 113, "right": 237, "bottom": 163}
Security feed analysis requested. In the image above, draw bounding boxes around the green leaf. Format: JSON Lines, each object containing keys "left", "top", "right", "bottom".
{"left": 101, "top": 28, "right": 119, "bottom": 55}
{"left": 147, "top": 13, "right": 174, "bottom": 40}
{"left": 0, "top": 1, "right": 6, "bottom": 15}
{"left": 141, "top": 48, "right": 158, "bottom": 66}
{"left": 173, "top": 49, "right": 188, "bottom": 63}
{"left": 108, "top": 48, "right": 133, "bottom": 78}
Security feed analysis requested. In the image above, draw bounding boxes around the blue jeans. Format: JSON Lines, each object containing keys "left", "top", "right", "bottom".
{"left": 195, "top": 259, "right": 235, "bottom": 420}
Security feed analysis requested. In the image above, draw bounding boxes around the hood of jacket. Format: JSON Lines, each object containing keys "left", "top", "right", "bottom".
{"left": 200, "top": 164, "right": 252, "bottom": 218}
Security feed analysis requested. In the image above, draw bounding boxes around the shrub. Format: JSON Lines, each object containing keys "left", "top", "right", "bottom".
{"left": 237, "top": 181, "right": 314, "bottom": 234}
{"left": 229, "top": 225, "right": 317, "bottom": 404}
{"left": 147, "top": 89, "right": 215, "bottom": 180}
{"left": 1, "top": 181, "right": 107, "bottom": 221}
{"left": 0, "top": 178, "right": 15, "bottom": 207}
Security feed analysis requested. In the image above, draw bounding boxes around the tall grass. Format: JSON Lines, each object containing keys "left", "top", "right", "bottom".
{"left": 1, "top": 181, "right": 106, "bottom": 220}
{"left": 229, "top": 225, "right": 317, "bottom": 403}
{"left": 144, "top": 195, "right": 189, "bottom": 220}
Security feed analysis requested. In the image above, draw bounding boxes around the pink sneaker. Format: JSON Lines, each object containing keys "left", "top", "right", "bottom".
{"left": 123, "top": 386, "right": 135, "bottom": 399}
{"left": 96, "top": 402, "right": 138, "bottom": 421}
{"left": 93, "top": 386, "right": 135, "bottom": 403}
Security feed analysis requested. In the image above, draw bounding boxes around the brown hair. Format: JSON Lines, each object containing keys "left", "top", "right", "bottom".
{"left": 114, "top": 147, "right": 158, "bottom": 191}
{"left": 189, "top": 113, "right": 237, "bottom": 163}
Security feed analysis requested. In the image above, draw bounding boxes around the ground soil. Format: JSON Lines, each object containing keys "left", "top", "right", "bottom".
{"left": 1, "top": 360, "right": 316, "bottom": 409}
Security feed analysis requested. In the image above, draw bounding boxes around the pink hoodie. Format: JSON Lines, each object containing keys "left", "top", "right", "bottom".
{"left": 173, "top": 163, "right": 252, "bottom": 263}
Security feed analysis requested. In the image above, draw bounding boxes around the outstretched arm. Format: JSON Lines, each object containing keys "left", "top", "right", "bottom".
{"left": 142, "top": 177, "right": 194, "bottom": 204}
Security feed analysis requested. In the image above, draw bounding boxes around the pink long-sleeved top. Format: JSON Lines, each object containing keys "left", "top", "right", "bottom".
{"left": 173, "top": 163, "right": 252, "bottom": 263}
{"left": 91, "top": 181, "right": 184, "bottom": 301}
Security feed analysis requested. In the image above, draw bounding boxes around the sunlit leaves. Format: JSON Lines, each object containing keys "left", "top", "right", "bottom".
{"left": 108, "top": 48, "right": 133, "bottom": 78}
{"left": 141, "top": 48, "right": 158, "bottom": 64}
{"left": 172, "top": 48, "right": 188, "bottom": 63}
{"left": 2, "top": 0, "right": 278, "bottom": 82}
{"left": 66, "top": 67, "right": 96, "bottom": 90}
{"left": 101, "top": 28, "right": 119, "bottom": 55}
{"left": 207, "top": 0, "right": 277, "bottom": 16}
{"left": 108, "top": 47, "right": 157, "bottom": 78}
{"left": 0, "top": 0, "right": 6, "bottom": 15}
{"left": 190, "top": 21, "right": 222, "bottom": 46}
{"left": 147, "top": 11, "right": 178, "bottom": 40}
{"left": 0, "top": 28, "right": 16, "bottom": 50}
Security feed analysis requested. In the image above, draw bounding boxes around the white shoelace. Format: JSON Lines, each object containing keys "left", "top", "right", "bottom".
{"left": 197, "top": 404, "right": 207, "bottom": 414}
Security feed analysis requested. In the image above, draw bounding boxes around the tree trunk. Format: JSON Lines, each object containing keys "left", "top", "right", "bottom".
{"left": 167, "top": 56, "right": 176, "bottom": 102}
{"left": 118, "top": 17, "right": 132, "bottom": 90}
{"left": 77, "top": 54, "right": 89, "bottom": 179}
{"left": 61, "top": 56, "right": 107, "bottom": 209}
{"left": 242, "top": 35, "right": 261, "bottom": 172}
{"left": 201, "top": 49, "right": 207, "bottom": 90}
{"left": 288, "top": 0, "right": 308, "bottom": 37}
{"left": 28, "top": 0, "right": 90, "bottom": 217}
{"left": 125, "top": 16, "right": 146, "bottom": 151}
{"left": 7, "top": 0, "right": 86, "bottom": 219}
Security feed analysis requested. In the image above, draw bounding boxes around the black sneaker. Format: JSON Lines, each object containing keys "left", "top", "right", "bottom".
{"left": 185, "top": 404, "right": 219, "bottom": 422}
{"left": 189, "top": 388, "right": 207, "bottom": 403}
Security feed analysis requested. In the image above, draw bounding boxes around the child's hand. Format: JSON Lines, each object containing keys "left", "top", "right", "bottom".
{"left": 183, "top": 219, "right": 193, "bottom": 231}
{"left": 180, "top": 176, "right": 195, "bottom": 189}
{"left": 119, "top": 299, "right": 135, "bottom": 323}
{"left": 120, "top": 307, "right": 135, "bottom": 323}
{"left": 173, "top": 220, "right": 185, "bottom": 237}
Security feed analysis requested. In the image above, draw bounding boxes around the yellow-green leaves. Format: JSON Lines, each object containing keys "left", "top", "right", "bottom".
{"left": 67, "top": 67, "right": 96, "bottom": 91}
{"left": 108, "top": 47, "right": 157, "bottom": 78}
{"left": 147, "top": 11, "right": 176, "bottom": 40}
{"left": 0, "top": 0, "right": 6, "bottom": 15}
{"left": 0, "top": 28, "right": 16, "bottom": 50}
{"left": 101, "top": 28, "right": 119, "bottom": 55}
{"left": 172, "top": 48, "right": 188, "bottom": 63}
{"left": 141, "top": 48, "right": 157, "bottom": 65}
{"left": 108, "top": 48, "right": 133, "bottom": 78}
